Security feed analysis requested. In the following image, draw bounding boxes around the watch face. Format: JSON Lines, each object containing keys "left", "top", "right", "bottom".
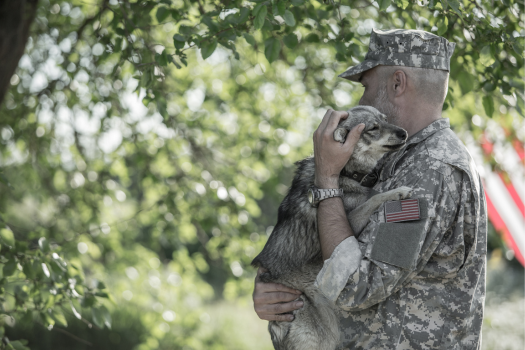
{"left": 307, "top": 188, "right": 314, "bottom": 204}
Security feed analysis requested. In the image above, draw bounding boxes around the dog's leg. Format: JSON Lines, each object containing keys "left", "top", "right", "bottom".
{"left": 347, "top": 186, "right": 412, "bottom": 234}
{"left": 270, "top": 290, "right": 339, "bottom": 350}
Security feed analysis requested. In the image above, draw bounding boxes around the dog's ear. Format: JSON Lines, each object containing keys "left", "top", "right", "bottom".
{"left": 335, "top": 109, "right": 363, "bottom": 142}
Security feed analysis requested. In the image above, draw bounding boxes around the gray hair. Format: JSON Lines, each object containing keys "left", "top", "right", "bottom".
{"left": 377, "top": 65, "right": 449, "bottom": 107}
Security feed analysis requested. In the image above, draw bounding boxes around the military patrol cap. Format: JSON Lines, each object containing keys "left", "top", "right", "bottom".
{"left": 339, "top": 28, "right": 456, "bottom": 82}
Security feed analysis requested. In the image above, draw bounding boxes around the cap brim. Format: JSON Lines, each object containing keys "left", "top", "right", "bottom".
{"left": 338, "top": 60, "right": 381, "bottom": 82}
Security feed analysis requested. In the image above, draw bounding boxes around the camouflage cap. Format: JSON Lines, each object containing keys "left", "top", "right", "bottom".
{"left": 339, "top": 28, "right": 456, "bottom": 82}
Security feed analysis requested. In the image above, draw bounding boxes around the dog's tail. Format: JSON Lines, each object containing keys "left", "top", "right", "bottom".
{"left": 268, "top": 289, "right": 339, "bottom": 350}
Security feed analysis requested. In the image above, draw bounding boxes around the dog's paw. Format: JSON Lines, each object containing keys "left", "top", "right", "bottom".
{"left": 333, "top": 128, "right": 348, "bottom": 143}
{"left": 392, "top": 186, "right": 413, "bottom": 200}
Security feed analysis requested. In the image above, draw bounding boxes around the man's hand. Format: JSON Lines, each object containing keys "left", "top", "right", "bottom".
{"left": 253, "top": 267, "right": 303, "bottom": 322}
{"left": 313, "top": 109, "right": 365, "bottom": 189}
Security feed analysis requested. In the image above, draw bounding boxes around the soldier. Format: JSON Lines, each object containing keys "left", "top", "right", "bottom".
{"left": 253, "top": 28, "right": 487, "bottom": 349}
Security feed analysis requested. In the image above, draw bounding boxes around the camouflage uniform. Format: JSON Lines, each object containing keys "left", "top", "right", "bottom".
{"left": 314, "top": 30, "right": 487, "bottom": 349}
{"left": 314, "top": 118, "right": 487, "bottom": 349}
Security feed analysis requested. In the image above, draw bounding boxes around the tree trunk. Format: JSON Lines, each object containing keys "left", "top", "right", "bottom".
{"left": 0, "top": 0, "right": 39, "bottom": 106}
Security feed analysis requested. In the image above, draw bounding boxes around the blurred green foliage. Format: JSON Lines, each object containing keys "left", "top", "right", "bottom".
{"left": 0, "top": 0, "right": 523, "bottom": 349}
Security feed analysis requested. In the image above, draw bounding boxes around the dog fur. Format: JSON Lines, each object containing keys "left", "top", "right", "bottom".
{"left": 251, "top": 106, "right": 413, "bottom": 350}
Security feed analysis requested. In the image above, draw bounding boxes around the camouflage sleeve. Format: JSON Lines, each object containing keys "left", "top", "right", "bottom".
{"left": 314, "top": 236, "right": 362, "bottom": 301}
{"left": 314, "top": 165, "right": 462, "bottom": 311}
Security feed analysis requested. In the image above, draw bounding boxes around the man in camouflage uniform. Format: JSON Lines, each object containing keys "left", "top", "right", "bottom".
{"left": 253, "top": 29, "right": 487, "bottom": 349}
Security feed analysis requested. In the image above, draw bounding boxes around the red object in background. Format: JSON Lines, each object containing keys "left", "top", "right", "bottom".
{"left": 485, "top": 189, "right": 525, "bottom": 266}
{"left": 513, "top": 139, "right": 524, "bottom": 162}
{"left": 479, "top": 133, "right": 525, "bottom": 267}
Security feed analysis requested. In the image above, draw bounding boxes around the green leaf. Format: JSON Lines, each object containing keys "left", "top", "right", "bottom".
{"left": 264, "top": 37, "right": 281, "bottom": 63}
{"left": 201, "top": 16, "right": 218, "bottom": 31}
{"left": 243, "top": 33, "right": 256, "bottom": 47}
{"left": 480, "top": 46, "right": 495, "bottom": 67}
{"left": 283, "top": 10, "right": 296, "bottom": 26}
{"left": 262, "top": 18, "right": 273, "bottom": 31}
{"left": 482, "top": 95, "right": 494, "bottom": 117}
{"left": 0, "top": 228, "right": 14, "bottom": 248}
{"left": 156, "top": 7, "right": 170, "bottom": 23}
{"left": 254, "top": 5, "right": 267, "bottom": 30}
{"left": 290, "top": 0, "right": 304, "bottom": 5}
{"left": 335, "top": 41, "right": 346, "bottom": 54}
{"left": 305, "top": 33, "right": 320, "bottom": 43}
{"left": 52, "top": 309, "right": 68, "bottom": 327}
{"left": 100, "top": 305, "right": 112, "bottom": 328}
{"left": 283, "top": 33, "right": 298, "bottom": 49}
{"left": 512, "top": 41, "right": 524, "bottom": 56}
{"left": 252, "top": 3, "right": 264, "bottom": 17}
{"left": 201, "top": 39, "right": 218, "bottom": 60}
{"left": 440, "top": 0, "right": 448, "bottom": 10}
{"left": 395, "top": 0, "right": 409, "bottom": 9}
{"left": 173, "top": 34, "right": 185, "bottom": 42}
{"left": 378, "top": 0, "right": 391, "bottom": 11}
{"left": 3, "top": 260, "right": 17, "bottom": 277}
{"left": 92, "top": 307, "right": 105, "bottom": 328}
{"left": 179, "top": 25, "right": 192, "bottom": 35}
{"left": 482, "top": 82, "right": 496, "bottom": 92}
{"left": 9, "top": 341, "right": 30, "bottom": 350}
{"left": 447, "top": 0, "right": 462, "bottom": 18}
{"left": 235, "top": 7, "right": 250, "bottom": 24}
{"left": 22, "top": 261, "right": 34, "bottom": 279}
{"left": 174, "top": 41, "right": 185, "bottom": 50}
{"left": 155, "top": 50, "right": 169, "bottom": 66}
{"left": 40, "top": 312, "right": 55, "bottom": 327}
{"left": 437, "top": 17, "right": 448, "bottom": 36}
{"left": 38, "top": 237, "right": 50, "bottom": 252}
{"left": 277, "top": 2, "right": 286, "bottom": 16}
{"left": 458, "top": 70, "right": 474, "bottom": 95}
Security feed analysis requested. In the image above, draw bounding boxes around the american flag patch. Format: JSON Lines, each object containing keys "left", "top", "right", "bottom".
{"left": 384, "top": 199, "right": 421, "bottom": 223}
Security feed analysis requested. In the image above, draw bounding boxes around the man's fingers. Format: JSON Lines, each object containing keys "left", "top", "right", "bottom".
{"left": 256, "top": 300, "right": 304, "bottom": 315}
{"left": 257, "top": 291, "right": 301, "bottom": 304}
{"left": 258, "top": 282, "right": 302, "bottom": 295}
{"left": 326, "top": 110, "right": 349, "bottom": 131}
{"left": 317, "top": 109, "right": 334, "bottom": 133}
{"left": 343, "top": 123, "right": 365, "bottom": 149}
{"left": 258, "top": 313, "right": 295, "bottom": 322}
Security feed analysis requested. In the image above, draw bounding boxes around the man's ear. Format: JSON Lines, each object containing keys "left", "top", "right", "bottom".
{"left": 392, "top": 70, "right": 407, "bottom": 97}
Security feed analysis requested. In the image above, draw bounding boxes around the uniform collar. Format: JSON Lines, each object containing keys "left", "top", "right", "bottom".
{"left": 405, "top": 118, "right": 450, "bottom": 147}
{"left": 379, "top": 118, "right": 451, "bottom": 182}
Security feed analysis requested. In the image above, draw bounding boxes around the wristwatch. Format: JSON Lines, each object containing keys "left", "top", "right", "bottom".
{"left": 307, "top": 187, "right": 344, "bottom": 207}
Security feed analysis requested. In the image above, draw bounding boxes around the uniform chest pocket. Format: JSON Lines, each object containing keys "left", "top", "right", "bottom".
{"left": 369, "top": 221, "right": 426, "bottom": 270}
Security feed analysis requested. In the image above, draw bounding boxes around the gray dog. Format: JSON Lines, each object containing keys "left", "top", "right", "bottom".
{"left": 252, "top": 106, "right": 413, "bottom": 350}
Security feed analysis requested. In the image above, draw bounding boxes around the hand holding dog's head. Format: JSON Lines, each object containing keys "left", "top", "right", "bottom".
{"left": 334, "top": 106, "right": 408, "bottom": 152}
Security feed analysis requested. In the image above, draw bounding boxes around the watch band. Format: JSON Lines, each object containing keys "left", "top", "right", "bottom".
{"left": 317, "top": 188, "right": 344, "bottom": 202}
{"left": 308, "top": 187, "right": 344, "bottom": 207}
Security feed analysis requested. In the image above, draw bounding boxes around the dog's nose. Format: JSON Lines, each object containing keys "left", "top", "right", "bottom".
{"left": 396, "top": 130, "right": 407, "bottom": 140}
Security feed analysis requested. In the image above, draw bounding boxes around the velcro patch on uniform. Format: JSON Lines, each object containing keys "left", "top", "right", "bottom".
{"left": 384, "top": 199, "right": 420, "bottom": 223}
